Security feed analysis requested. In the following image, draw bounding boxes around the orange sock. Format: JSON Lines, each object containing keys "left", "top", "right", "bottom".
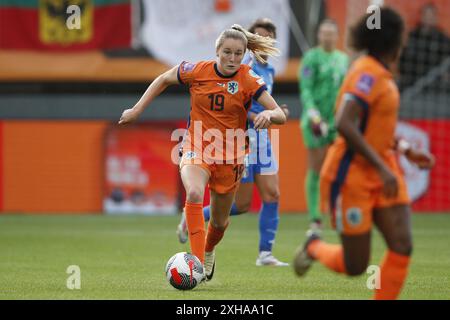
{"left": 308, "top": 240, "right": 346, "bottom": 274}
{"left": 205, "top": 221, "right": 228, "bottom": 252}
{"left": 374, "top": 250, "right": 410, "bottom": 300}
{"left": 185, "top": 201, "right": 206, "bottom": 263}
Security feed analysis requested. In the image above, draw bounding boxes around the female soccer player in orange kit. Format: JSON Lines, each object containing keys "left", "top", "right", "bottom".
{"left": 119, "top": 25, "right": 286, "bottom": 281}
{"left": 177, "top": 19, "right": 290, "bottom": 267}
{"left": 293, "top": 8, "right": 435, "bottom": 300}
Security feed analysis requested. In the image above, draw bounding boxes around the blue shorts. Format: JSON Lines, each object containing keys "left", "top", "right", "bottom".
{"left": 241, "top": 129, "right": 278, "bottom": 184}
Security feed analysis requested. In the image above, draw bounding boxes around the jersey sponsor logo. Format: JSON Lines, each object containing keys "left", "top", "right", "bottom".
{"left": 346, "top": 207, "right": 362, "bottom": 227}
{"left": 227, "top": 81, "right": 239, "bottom": 95}
{"left": 217, "top": 82, "right": 226, "bottom": 88}
{"left": 182, "top": 62, "right": 196, "bottom": 72}
{"left": 356, "top": 74, "right": 375, "bottom": 94}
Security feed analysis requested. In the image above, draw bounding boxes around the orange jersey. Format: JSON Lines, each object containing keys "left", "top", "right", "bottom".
{"left": 320, "top": 55, "right": 409, "bottom": 235}
{"left": 321, "top": 55, "right": 401, "bottom": 185}
{"left": 178, "top": 60, "right": 266, "bottom": 164}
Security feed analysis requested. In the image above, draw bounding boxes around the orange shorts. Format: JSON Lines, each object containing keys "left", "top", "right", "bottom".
{"left": 320, "top": 157, "right": 410, "bottom": 236}
{"left": 179, "top": 153, "right": 244, "bottom": 194}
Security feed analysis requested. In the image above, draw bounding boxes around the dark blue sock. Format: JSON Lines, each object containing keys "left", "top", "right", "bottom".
{"left": 203, "top": 203, "right": 240, "bottom": 222}
{"left": 259, "top": 202, "right": 279, "bottom": 253}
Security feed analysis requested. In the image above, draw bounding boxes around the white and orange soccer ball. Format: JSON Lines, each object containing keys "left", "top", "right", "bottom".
{"left": 165, "top": 252, "right": 204, "bottom": 290}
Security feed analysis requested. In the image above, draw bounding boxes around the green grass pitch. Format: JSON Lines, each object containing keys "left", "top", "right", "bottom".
{"left": 0, "top": 213, "right": 449, "bottom": 299}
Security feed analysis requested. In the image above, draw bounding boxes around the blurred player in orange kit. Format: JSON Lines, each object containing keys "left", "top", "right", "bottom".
{"left": 119, "top": 24, "right": 287, "bottom": 281}
{"left": 293, "top": 8, "right": 435, "bottom": 300}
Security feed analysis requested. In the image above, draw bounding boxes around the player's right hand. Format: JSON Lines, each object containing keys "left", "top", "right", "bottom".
{"left": 378, "top": 166, "right": 399, "bottom": 198}
{"left": 253, "top": 110, "right": 272, "bottom": 130}
{"left": 118, "top": 108, "right": 140, "bottom": 125}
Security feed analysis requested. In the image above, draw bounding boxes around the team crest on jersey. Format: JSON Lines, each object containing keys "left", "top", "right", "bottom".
{"left": 227, "top": 81, "right": 239, "bottom": 95}
{"left": 346, "top": 207, "right": 362, "bottom": 227}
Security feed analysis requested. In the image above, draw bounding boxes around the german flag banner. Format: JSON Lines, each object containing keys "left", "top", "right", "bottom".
{"left": 0, "top": 0, "right": 130, "bottom": 50}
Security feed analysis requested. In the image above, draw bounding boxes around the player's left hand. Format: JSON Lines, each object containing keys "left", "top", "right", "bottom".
{"left": 406, "top": 149, "right": 435, "bottom": 169}
{"left": 254, "top": 110, "right": 272, "bottom": 130}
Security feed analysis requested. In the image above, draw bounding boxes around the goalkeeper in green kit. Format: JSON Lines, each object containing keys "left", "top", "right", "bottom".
{"left": 299, "top": 19, "right": 348, "bottom": 230}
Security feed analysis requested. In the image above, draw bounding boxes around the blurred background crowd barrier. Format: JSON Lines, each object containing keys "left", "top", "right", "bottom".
{"left": 0, "top": 0, "right": 448, "bottom": 215}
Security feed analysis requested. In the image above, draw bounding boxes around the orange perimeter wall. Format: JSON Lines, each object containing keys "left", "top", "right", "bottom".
{"left": 0, "top": 120, "right": 308, "bottom": 214}
{"left": 1, "top": 121, "right": 109, "bottom": 213}
{"left": 276, "top": 121, "right": 308, "bottom": 213}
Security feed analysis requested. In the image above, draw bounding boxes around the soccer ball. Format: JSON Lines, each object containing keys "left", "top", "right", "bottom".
{"left": 165, "top": 252, "right": 204, "bottom": 290}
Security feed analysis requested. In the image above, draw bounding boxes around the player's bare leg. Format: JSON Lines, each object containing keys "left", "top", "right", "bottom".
{"left": 254, "top": 173, "right": 288, "bottom": 266}
{"left": 233, "top": 182, "right": 254, "bottom": 213}
{"left": 340, "top": 232, "right": 372, "bottom": 275}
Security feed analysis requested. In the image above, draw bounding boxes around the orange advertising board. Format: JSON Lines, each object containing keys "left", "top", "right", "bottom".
{"left": 103, "top": 123, "right": 181, "bottom": 215}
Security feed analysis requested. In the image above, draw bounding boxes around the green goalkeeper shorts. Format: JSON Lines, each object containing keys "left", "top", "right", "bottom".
{"left": 300, "top": 117, "right": 337, "bottom": 149}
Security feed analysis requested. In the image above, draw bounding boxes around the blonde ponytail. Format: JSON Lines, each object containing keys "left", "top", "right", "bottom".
{"left": 215, "top": 24, "right": 281, "bottom": 64}
{"left": 230, "top": 24, "right": 280, "bottom": 64}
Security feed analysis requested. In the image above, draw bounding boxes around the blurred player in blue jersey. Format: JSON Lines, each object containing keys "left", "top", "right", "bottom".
{"left": 177, "top": 18, "right": 290, "bottom": 266}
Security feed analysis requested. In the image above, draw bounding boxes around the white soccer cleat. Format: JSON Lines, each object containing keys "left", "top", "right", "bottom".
{"left": 256, "top": 251, "right": 289, "bottom": 267}
{"left": 176, "top": 209, "right": 188, "bottom": 244}
{"left": 204, "top": 251, "right": 216, "bottom": 281}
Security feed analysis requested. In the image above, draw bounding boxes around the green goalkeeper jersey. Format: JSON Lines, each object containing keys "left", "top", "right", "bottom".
{"left": 299, "top": 47, "right": 348, "bottom": 123}
{"left": 299, "top": 47, "right": 348, "bottom": 148}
